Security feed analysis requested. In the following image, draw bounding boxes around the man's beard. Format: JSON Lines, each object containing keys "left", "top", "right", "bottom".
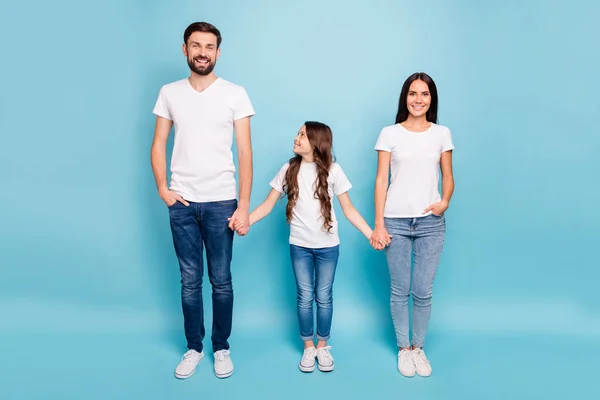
{"left": 187, "top": 56, "right": 216, "bottom": 76}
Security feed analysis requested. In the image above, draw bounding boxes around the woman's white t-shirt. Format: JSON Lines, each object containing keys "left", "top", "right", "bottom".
{"left": 374, "top": 123, "right": 454, "bottom": 218}
{"left": 270, "top": 162, "right": 352, "bottom": 248}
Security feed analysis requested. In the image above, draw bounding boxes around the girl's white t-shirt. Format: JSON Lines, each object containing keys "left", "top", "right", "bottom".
{"left": 270, "top": 162, "right": 352, "bottom": 248}
{"left": 374, "top": 123, "right": 454, "bottom": 218}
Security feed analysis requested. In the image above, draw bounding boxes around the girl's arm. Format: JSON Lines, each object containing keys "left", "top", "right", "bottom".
{"left": 337, "top": 192, "right": 373, "bottom": 240}
{"left": 233, "top": 189, "right": 281, "bottom": 231}
{"left": 249, "top": 189, "right": 282, "bottom": 225}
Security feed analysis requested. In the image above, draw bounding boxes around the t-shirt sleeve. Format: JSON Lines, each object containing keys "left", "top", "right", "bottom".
{"left": 374, "top": 127, "right": 392, "bottom": 152}
{"left": 332, "top": 164, "right": 353, "bottom": 196}
{"left": 442, "top": 127, "right": 455, "bottom": 152}
{"left": 152, "top": 86, "right": 172, "bottom": 120}
{"left": 233, "top": 87, "right": 255, "bottom": 121}
{"left": 269, "top": 163, "right": 289, "bottom": 193}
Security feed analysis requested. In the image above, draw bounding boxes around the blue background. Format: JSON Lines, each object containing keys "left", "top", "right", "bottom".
{"left": 1, "top": 0, "right": 599, "bottom": 399}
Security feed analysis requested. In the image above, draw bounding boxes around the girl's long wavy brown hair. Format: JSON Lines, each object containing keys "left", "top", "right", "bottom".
{"left": 283, "top": 121, "right": 334, "bottom": 233}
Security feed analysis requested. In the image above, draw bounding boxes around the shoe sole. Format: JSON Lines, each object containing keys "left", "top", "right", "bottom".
{"left": 299, "top": 363, "right": 316, "bottom": 373}
{"left": 215, "top": 369, "right": 234, "bottom": 379}
{"left": 416, "top": 371, "right": 432, "bottom": 377}
{"left": 399, "top": 369, "right": 416, "bottom": 377}
{"left": 175, "top": 370, "right": 196, "bottom": 379}
{"left": 317, "top": 363, "right": 334, "bottom": 372}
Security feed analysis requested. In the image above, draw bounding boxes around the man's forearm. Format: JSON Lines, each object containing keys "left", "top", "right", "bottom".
{"left": 237, "top": 153, "right": 252, "bottom": 210}
{"left": 151, "top": 144, "right": 168, "bottom": 192}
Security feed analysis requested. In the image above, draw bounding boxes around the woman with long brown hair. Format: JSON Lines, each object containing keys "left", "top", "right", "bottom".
{"left": 233, "top": 121, "right": 379, "bottom": 373}
{"left": 371, "top": 72, "right": 455, "bottom": 377}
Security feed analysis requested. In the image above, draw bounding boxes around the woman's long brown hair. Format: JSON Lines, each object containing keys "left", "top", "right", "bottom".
{"left": 283, "top": 121, "right": 334, "bottom": 232}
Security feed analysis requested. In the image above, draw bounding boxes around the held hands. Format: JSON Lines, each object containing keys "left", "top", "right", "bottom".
{"left": 160, "top": 188, "right": 189, "bottom": 207}
{"left": 370, "top": 225, "right": 392, "bottom": 251}
{"left": 424, "top": 200, "right": 449, "bottom": 216}
{"left": 228, "top": 208, "right": 250, "bottom": 236}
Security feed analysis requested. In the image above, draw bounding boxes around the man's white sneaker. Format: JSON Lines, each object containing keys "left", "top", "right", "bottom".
{"left": 398, "top": 349, "right": 416, "bottom": 377}
{"left": 316, "top": 346, "right": 335, "bottom": 372}
{"left": 298, "top": 347, "right": 317, "bottom": 372}
{"left": 412, "top": 348, "right": 432, "bottom": 377}
{"left": 175, "top": 349, "right": 203, "bottom": 379}
{"left": 214, "top": 350, "right": 234, "bottom": 379}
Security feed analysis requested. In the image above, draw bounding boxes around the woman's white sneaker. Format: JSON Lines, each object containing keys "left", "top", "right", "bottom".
{"left": 316, "top": 346, "right": 334, "bottom": 372}
{"left": 299, "top": 347, "right": 317, "bottom": 372}
{"left": 175, "top": 349, "right": 204, "bottom": 379}
{"left": 398, "top": 349, "right": 416, "bottom": 377}
{"left": 412, "top": 348, "right": 432, "bottom": 377}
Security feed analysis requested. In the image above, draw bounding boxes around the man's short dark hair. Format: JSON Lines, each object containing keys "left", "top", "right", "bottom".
{"left": 184, "top": 22, "right": 222, "bottom": 48}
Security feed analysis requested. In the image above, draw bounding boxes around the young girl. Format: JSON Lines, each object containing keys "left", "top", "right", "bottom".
{"left": 233, "top": 121, "right": 379, "bottom": 373}
{"left": 371, "top": 72, "right": 455, "bottom": 377}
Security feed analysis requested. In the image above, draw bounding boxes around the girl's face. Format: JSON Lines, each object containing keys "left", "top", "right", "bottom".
{"left": 406, "top": 79, "right": 431, "bottom": 118}
{"left": 293, "top": 125, "right": 313, "bottom": 156}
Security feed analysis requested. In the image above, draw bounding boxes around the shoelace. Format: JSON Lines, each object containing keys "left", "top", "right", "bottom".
{"left": 215, "top": 349, "right": 230, "bottom": 362}
{"left": 317, "top": 346, "right": 334, "bottom": 363}
{"left": 412, "top": 349, "right": 429, "bottom": 366}
{"left": 302, "top": 348, "right": 317, "bottom": 362}
{"left": 182, "top": 350, "right": 200, "bottom": 363}
{"left": 399, "top": 349, "right": 412, "bottom": 364}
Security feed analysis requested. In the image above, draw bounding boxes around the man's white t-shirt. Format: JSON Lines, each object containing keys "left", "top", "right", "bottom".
{"left": 374, "top": 123, "right": 454, "bottom": 218}
{"left": 153, "top": 77, "right": 255, "bottom": 202}
{"left": 270, "top": 162, "right": 352, "bottom": 249}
